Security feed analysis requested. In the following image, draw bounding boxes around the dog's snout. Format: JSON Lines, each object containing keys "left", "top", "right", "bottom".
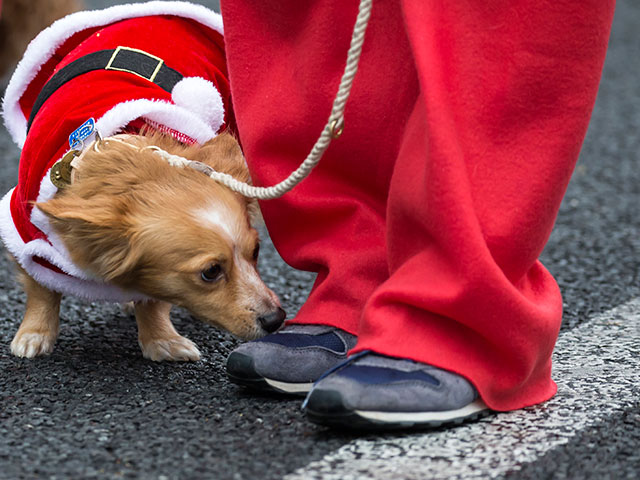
{"left": 258, "top": 307, "right": 286, "bottom": 333}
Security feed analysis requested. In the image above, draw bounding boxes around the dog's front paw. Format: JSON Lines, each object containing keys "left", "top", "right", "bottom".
{"left": 139, "top": 336, "right": 201, "bottom": 362}
{"left": 11, "top": 331, "right": 56, "bottom": 358}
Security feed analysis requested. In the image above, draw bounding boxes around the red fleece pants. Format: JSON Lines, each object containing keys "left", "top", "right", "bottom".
{"left": 220, "top": 0, "right": 615, "bottom": 410}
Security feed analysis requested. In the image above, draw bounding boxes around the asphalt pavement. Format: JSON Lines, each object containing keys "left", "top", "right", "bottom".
{"left": 0, "top": 1, "right": 637, "bottom": 479}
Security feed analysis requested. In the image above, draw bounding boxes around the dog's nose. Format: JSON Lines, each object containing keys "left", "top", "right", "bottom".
{"left": 258, "top": 307, "right": 286, "bottom": 333}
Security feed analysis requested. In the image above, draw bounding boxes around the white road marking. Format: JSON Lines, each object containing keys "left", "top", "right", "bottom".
{"left": 285, "top": 298, "right": 640, "bottom": 480}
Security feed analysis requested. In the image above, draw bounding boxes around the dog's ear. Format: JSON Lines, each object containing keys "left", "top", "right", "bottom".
{"left": 36, "top": 194, "right": 124, "bottom": 228}
{"left": 36, "top": 195, "right": 141, "bottom": 283}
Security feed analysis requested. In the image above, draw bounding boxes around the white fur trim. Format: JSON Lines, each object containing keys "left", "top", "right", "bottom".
{"left": 171, "top": 77, "right": 225, "bottom": 134}
{"left": 2, "top": 1, "right": 223, "bottom": 147}
{"left": 0, "top": 187, "right": 148, "bottom": 303}
{"left": 95, "top": 98, "right": 217, "bottom": 144}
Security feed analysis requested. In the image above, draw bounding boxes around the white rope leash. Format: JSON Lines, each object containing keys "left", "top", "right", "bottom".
{"left": 160, "top": 0, "right": 373, "bottom": 200}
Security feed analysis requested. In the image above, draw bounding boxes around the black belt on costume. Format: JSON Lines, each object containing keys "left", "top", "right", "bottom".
{"left": 27, "top": 46, "right": 184, "bottom": 131}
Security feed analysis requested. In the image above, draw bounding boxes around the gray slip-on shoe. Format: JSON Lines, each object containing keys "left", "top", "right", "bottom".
{"left": 226, "top": 324, "right": 357, "bottom": 395}
{"left": 302, "top": 352, "right": 490, "bottom": 430}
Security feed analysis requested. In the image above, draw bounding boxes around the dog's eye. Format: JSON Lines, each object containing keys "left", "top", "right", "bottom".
{"left": 201, "top": 264, "right": 223, "bottom": 283}
{"left": 252, "top": 243, "right": 260, "bottom": 261}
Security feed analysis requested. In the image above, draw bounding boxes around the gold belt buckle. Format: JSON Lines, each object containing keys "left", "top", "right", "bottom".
{"left": 105, "top": 46, "right": 164, "bottom": 82}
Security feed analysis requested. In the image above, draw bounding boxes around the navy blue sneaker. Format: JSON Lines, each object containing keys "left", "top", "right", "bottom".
{"left": 226, "top": 324, "right": 357, "bottom": 395}
{"left": 302, "top": 352, "right": 489, "bottom": 430}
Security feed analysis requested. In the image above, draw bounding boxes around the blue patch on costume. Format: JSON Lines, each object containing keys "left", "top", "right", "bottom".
{"left": 69, "top": 118, "right": 95, "bottom": 150}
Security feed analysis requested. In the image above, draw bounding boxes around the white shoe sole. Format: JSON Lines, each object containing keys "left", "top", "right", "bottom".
{"left": 354, "top": 398, "right": 489, "bottom": 424}
{"left": 264, "top": 377, "right": 314, "bottom": 394}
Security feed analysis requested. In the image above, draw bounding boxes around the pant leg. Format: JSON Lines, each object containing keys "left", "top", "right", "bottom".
{"left": 354, "top": 0, "right": 616, "bottom": 410}
{"left": 220, "top": 0, "right": 418, "bottom": 333}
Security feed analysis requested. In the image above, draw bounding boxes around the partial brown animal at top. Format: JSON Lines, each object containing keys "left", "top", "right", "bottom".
{"left": 0, "top": 0, "right": 83, "bottom": 78}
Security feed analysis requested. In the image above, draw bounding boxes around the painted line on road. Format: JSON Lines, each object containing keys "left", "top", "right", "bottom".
{"left": 285, "top": 297, "right": 640, "bottom": 480}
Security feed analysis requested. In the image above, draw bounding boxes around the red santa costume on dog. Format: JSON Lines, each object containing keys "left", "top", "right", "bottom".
{"left": 220, "top": 0, "right": 615, "bottom": 411}
{"left": 0, "top": 1, "right": 230, "bottom": 302}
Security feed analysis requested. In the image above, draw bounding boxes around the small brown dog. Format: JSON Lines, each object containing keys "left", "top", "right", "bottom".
{"left": 11, "top": 132, "right": 285, "bottom": 361}
{"left": 1, "top": 3, "right": 285, "bottom": 361}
